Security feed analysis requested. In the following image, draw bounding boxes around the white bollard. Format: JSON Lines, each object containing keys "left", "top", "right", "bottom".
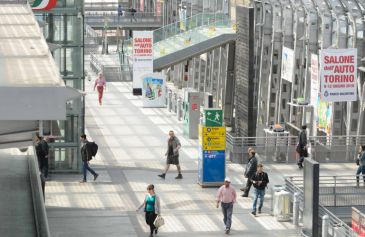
{"left": 293, "top": 192, "right": 300, "bottom": 226}
{"left": 177, "top": 98, "right": 182, "bottom": 121}
{"left": 168, "top": 91, "right": 172, "bottom": 112}
{"left": 322, "top": 215, "right": 329, "bottom": 237}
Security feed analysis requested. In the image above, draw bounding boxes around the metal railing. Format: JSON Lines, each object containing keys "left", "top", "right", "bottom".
{"left": 28, "top": 146, "right": 50, "bottom": 237}
{"left": 84, "top": 12, "right": 163, "bottom": 27}
{"left": 226, "top": 133, "right": 365, "bottom": 163}
{"left": 285, "top": 176, "right": 357, "bottom": 237}
{"left": 153, "top": 12, "right": 233, "bottom": 44}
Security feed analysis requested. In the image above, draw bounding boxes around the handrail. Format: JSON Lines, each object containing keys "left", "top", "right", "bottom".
{"left": 285, "top": 177, "right": 357, "bottom": 236}
{"left": 28, "top": 146, "right": 50, "bottom": 237}
{"left": 153, "top": 12, "right": 233, "bottom": 44}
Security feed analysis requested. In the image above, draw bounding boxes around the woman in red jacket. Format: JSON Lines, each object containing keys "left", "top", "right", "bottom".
{"left": 94, "top": 73, "right": 106, "bottom": 105}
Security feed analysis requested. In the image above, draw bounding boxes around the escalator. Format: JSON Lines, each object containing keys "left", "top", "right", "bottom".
{"left": 118, "top": 13, "right": 236, "bottom": 71}
{"left": 0, "top": 148, "right": 50, "bottom": 237}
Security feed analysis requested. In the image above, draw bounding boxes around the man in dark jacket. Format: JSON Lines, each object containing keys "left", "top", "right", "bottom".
{"left": 251, "top": 164, "right": 269, "bottom": 216}
{"left": 241, "top": 150, "right": 258, "bottom": 197}
{"left": 35, "top": 135, "right": 49, "bottom": 179}
{"left": 80, "top": 134, "right": 99, "bottom": 183}
{"left": 297, "top": 125, "right": 308, "bottom": 169}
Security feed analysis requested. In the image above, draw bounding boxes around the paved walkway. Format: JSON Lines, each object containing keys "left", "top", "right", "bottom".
{"left": 45, "top": 65, "right": 356, "bottom": 236}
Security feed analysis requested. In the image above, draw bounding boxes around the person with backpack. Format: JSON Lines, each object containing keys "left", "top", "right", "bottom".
{"left": 136, "top": 184, "right": 161, "bottom": 237}
{"left": 35, "top": 135, "right": 49, "bottom": 179}
{"left": 80, "top": 134, "right": 99, "bottom": 183}
{"left": 158, "top": 130, "right": 182, "bottom": 179}
{"left": 250, "top": 164, "right": 269, "bottom": 216}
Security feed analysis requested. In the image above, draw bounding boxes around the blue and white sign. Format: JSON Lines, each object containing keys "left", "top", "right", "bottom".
{"left": 198, "top": 150, "right": 225, "bottom": 184}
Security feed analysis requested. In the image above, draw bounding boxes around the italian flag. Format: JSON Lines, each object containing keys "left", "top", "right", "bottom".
{"left": 32, "top": 0, "right": 57, "bottom": 10}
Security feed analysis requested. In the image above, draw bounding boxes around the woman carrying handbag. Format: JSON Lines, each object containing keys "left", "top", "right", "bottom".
{"left": 136, "top": 184, "right": 162, "bottom": 236}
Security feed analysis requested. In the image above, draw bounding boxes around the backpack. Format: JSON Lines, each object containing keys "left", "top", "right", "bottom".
{"left": 88, "top": 142, "right": 98, "bottom": 159}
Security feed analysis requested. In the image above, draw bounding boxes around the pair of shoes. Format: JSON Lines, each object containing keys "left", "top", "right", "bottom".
{"left": 155, "top": 228, "right": 158, "bottom": 234}
{"left": 225, "top": 228, "right": 230, "bottom": 234}
{"left": 241, "top": 193, "right": 248, "bottom": 197}
{"left": 79, "top": 180, "right": 87, "bottom": 183}
{"left": 175, "top": 174, "right": 183, "bottom": 179}
{"left": 240, "top": 188, "right": 246, "bottom": 192}
{"left": 158, "top": 173, "right": 166, "bottom": 179}
{"left": 251, "top": 211, "right": 256, "bottom": 216}
{"left": 258, "top": 209, "right": 262, "bottom": 214}
{"left": 94, "top": 173, "right": 99, "bottom": 181}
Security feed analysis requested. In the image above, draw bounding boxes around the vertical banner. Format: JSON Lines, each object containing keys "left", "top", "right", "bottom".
{"left": 317, "top": 96, "right": 333, "bottom": 135}
{"left": 140, "top": 0, "right": 144, "bottom": 12}
{"left": 142, "top": 73, "right": 166, "bottom": 108}
{"left": 320, "top": 48, "right": 357, "bottom": 102}
{"left": 310, "top": 54, "right": 319, "bottom": 106}
{"left": 156, "top": 0, "right": 162, "bottom": 16}
{"left": 133, "top": 31, "right": 153, "bottom": 94}
{"left": 281, "top": 47, "right": 294, "bottom": 82}
{"left": 352, "top": 207, "right": 361, "bottom": 234}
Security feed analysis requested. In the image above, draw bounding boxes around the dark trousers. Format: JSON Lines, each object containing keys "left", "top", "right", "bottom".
{"left": 221, "top": 202, "right": 233, "bottom": 229}
{"left": 145, "top": 211, "right": 157, "bottom": 234}
{"left": 356, "top": 165, "right": 365, "bottom": 183}
{"left": 39, "top": 157, "right": 49, "bottom": 178}
{"left": 82, "top": 161, "right": 97, "bottom": 181}
{"left": 244, "top": 178, "right": 253, "bottom": 194}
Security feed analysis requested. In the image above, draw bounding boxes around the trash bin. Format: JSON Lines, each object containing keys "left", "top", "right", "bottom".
{"left": 271, "top": 185, "right": 285, "bottom": 213}
{"left": 273, "top": 190, "right": 291, "bottom": 222}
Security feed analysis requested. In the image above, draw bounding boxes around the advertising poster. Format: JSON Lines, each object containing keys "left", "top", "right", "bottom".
{"left": 281, "top": 47, "right": 294, "bottom": 82}
{"left": 317, "top": 96, "right": 333, "bottom": 135}
{"left": 311, "top": 54, "right": 319, "bottom": 106}
{"left": 156, "top": 0, "right": 162, "bottom": 16}
{"left": 352, "top": 207, "right": 361, "bottom": 234}
{"left": 320, "top": 48, "right": 357, "bottom": 102}
{"left": 360, "top": 213, "right": 365, "bottom": 237}
{"left": 142, "top": 73, "right": 166, "bottom": 108}
{"left": 133, "top": 31, "right": 153, "bottom": 93}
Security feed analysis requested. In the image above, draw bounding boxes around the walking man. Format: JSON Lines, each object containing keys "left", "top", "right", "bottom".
{"left": 297, "top": 125, "right": 308, "bottom": 169}
{"left": 241, "top": 149, "right": 258, "bottom": 197}
{"left": 251, "top": 164, "right": 269, "bottom": 216}
{"left": 80, "top": 134, "right": 99, "bottom": 183}
{"left": 35, "top": 135, "right": 49, "bottom": 179}
{"left": 216, "top": 177, "right": 237, "bottom": 235}
{"left": 158, "top": 130, "right": 182, "bottom": 179}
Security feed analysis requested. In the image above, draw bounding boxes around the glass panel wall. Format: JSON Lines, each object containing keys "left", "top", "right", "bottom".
{"left": 35, "top": 1, "right": 84, "bottom": 172}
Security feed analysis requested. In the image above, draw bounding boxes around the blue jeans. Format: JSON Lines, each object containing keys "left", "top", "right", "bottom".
{"left": 221, "top": 202, "right": 233, "bottom": 229}
{"left": 356, "top": 165, "right": 365, "bottom": 183}
{"left": 252, "top": 188, "right": 265, "bottom": 212}
{"left": 83, "top": 161, "right": 97, "bottom": 181}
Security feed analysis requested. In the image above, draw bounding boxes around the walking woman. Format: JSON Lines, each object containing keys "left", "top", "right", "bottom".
{"left": 94, "top": 72, "right": 106, "bottom": 106}
{"left": 136, "top": 184, "right": 161, "bottom": 237}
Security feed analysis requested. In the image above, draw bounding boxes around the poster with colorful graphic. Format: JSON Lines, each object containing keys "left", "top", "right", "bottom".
{"left": 281, "top": 47, "right": 294, "bottom": 82}
{"left": 317, "top": 96, "right": 333, "bottom": 135}
{"left": 142, "top": 73, "right": 166, "bottom": 108}
{"left": 133, "top": 31, "right": 153, "bottom": 92}
{"left": 320, "top": 48, "right": 357, "bottom": 102}
{"left": 311, "top": 54, "right": 319, "bottom": 106}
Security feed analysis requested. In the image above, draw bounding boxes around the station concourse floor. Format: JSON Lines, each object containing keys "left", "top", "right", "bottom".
{"left": 44, "top": 78, "right": 355, "bottom": 236}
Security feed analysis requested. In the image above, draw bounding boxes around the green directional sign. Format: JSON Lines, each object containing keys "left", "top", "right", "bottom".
{"left": 204, "top": 109, "right": 223, "bottom": 127}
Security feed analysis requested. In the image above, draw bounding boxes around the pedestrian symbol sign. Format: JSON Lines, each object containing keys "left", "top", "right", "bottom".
{"left": 203, "top": 109, "right": 223, "bottom": 127}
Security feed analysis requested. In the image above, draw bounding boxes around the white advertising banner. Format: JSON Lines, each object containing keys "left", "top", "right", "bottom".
{"left": 142, "top": 73, "right": 166, "bottom": 108}
{"left": 281, "top": 47, "right": 294, "bottom": 82}
{"left": 320, "top": 48, "right": 357, "bottom": 102}
{"left": 310, "top": 54, "right": 319, "bottom": 106}
{"left": 133, "top": 31, "right": 153, "bottom": 92}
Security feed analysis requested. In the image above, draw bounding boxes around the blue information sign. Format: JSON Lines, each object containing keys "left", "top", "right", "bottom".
{"left": 199, "top": 150, "right": 225, "bottom": 183}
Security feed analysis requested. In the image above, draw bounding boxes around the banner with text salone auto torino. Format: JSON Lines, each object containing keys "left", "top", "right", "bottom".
{"left": 320, "top": 48, "right": 357, "bottom": 102}
{"left": 133, "top": 31, "right": 153, "bottom": 90}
